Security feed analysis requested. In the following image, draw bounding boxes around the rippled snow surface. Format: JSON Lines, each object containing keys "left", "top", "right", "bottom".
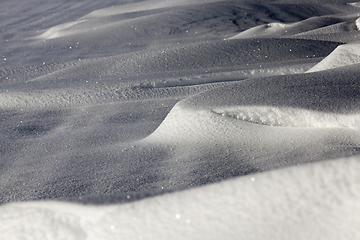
{"left": 212, "top": 106, "right": 360, "bottom": 129}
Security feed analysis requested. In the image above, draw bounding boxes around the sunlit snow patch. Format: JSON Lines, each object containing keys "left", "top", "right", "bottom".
{"left": 228, "top": 22, "right": 294, "bottom": 39}
{"left": 35, "top": 20, "right": 87, "bottom": 39}
{"left": 307, "top": 41, "right": 360, "bottom": 72}
{"left": 356, "top": 17, "right": 360, "bottom": 30}
{"left": 212, "top": 106, "right": 360, "bottom": 129}
{"left": 349, "top": 2, "right": 360, "bottom": 8}
{"left": 82, "top": 0, "right": 223, "bottom": 18}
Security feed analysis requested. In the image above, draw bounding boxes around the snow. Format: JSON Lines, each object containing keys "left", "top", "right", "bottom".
{"left": 1, "top": 0, "right": 360, "bottom": 239}
{"left": 307, "top": 42, "right": 360, "bottom": 72}
{"left": 357, "top": 17, "right": 360, "bottom": 29}
{"left": 211, "top": 106, "right": 360, "bottom": 128}
{"left": 2, "top": 156, "right": 360, "bottom": 239}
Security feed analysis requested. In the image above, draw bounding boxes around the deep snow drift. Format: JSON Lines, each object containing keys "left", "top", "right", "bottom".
{"left": 3, "top": 156, "right": 360, "bottom": 240}
{"left": 1, "top": 0, "right": 360, "bottom": 239}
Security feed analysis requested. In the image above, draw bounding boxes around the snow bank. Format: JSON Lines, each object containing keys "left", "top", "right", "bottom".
{"left": 144, "top": 66, "right": 360, "bottom": 176}
{"left": 2, "top": 156, "right": 360, "bottom": 240}
{"left": 307, "top": 42, "right": 360, "bottom": 72}
{"left": 229, "top": 16, "right": 358, "bottom": 39}
{"left": 229, "top": 22, "right": 298, "bottom": 39}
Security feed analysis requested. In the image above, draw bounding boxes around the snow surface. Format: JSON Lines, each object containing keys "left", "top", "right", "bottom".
{"left": 307, "top": 41, "right": 360, "bottom": 72}
{"left": 212, "top": 106, "right": 360, "bottom": 128}
{"left": 2, "top": 156, "right": 360, "bottom": 240}
{"left": 1, "top": 0, "right": 360, "bottom": 239}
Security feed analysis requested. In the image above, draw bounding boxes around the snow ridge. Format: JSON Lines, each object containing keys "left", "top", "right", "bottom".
{"left": 212, "top": 106, "right": 360, "bottom": 129}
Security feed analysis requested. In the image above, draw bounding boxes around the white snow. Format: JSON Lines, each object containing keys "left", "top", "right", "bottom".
{"left": 307, "top": 42, "right": 360, "bottom": 72}
{"left": 212, "top": 106, "right": 360, "bottom": 129}
{"left": 2, "top": 156, "right": 360, "bottom": 239}
{"left": 1, "top": 0, "right": 360, "bottom": 239}
{"left": 36, "top": 20, "right": 88, "bottom": 40}
{"left": 357, "top": 17, "right": 360, "bottom": 29}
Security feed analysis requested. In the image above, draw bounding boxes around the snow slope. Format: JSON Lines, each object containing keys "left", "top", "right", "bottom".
{"left": 307, "top": 41, "right": 360, "bottom": 72}
{"left": 2, "top": 156, "right": 360, "bottom": 240}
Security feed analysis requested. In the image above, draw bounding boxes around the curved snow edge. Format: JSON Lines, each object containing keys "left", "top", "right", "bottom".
{"left": 1, "top": 156, "right": 360, "bottom": 239}
{"left": 212, "top": 106, "right": 360, "bottom": 129}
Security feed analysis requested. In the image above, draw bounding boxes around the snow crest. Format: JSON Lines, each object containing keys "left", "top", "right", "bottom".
{"left": 307, "top": 41, "right": 360, "bottom": 72}
{"left": 356, "top": 17, "right": 360, "bottom": 30}
{"left": 212, "top": 106, "right": 360, "bottom": 129}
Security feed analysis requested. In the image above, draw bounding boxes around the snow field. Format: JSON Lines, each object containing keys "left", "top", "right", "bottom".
{"left": 2, "top": 0, "right": 360, "bottom": 239}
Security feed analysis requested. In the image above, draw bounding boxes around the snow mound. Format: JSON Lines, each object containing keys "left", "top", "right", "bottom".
{"left": 294, "top": 21, "right": 358, "bottom": 37}
{"left": 144, "top": 67, "right": 360, "bottom": 174}
{"left": 2, "top": 156, "right": 360, "bottom": 240}
{"left": 82, "top": 0, "right": 223, "bottom": 18}
{"left": 349, "top": 2, "right": 360, "bottom": 8}
{"left": 307, "top": 41, "right": 360, "bottom": 72}
{"left": 24, "top": 0, "right": 352, "bottom": 68}
{"left": 228, "top": 16, "right": 344, "bottom": 39}
{"left": 28, "top": 39, "right": 338, "bottom": 84}
{"left": 229, "top": 14, "right": 360, "bottom": 41}
{"left": 35, "top": 0, "right": 225, "bottom": 40}
{"left": 229, "top": 22, "right": 295, "bottom": 39}
{"left": 212, "top": 106, "right": 360, "bottom": 129}
{"left": 356, "top": 17, "right": 360, "bottom": 30}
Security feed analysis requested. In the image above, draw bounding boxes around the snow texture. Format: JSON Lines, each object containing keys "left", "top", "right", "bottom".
{"left": 1, "top": 0, "right": 360, "bottom": 239}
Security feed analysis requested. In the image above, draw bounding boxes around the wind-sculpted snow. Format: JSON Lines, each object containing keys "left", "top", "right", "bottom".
{"left": 4, "top": 0, "right": 355, "bottom": 69}
{"left": 177, "top": 65, "right": 360, "bottom": 114}
{"left": 212, "top": 106, "right": 360, "bottom": 129}
{"left": 2, "top": 0, "right": 360, "bottom": 239}
{"left": 1, "top": 156, "right": 360, "bottom": 240}
{"left": 357, "top": 17, "right": 360, "bottom": 29}
{"left": 145, "top": 66, "right": 360, "bottom": 175}
{"left": 139, "top": 64, "right": 310, "bottom": 88}
{"left": 23, "top": 39, "right": 338, "bottom": 83}
{"left": 307, "top": 42, "right": 360, "bottom": 72}
{"left": 229, "top": 15, "right": 360, "bottom": 40}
